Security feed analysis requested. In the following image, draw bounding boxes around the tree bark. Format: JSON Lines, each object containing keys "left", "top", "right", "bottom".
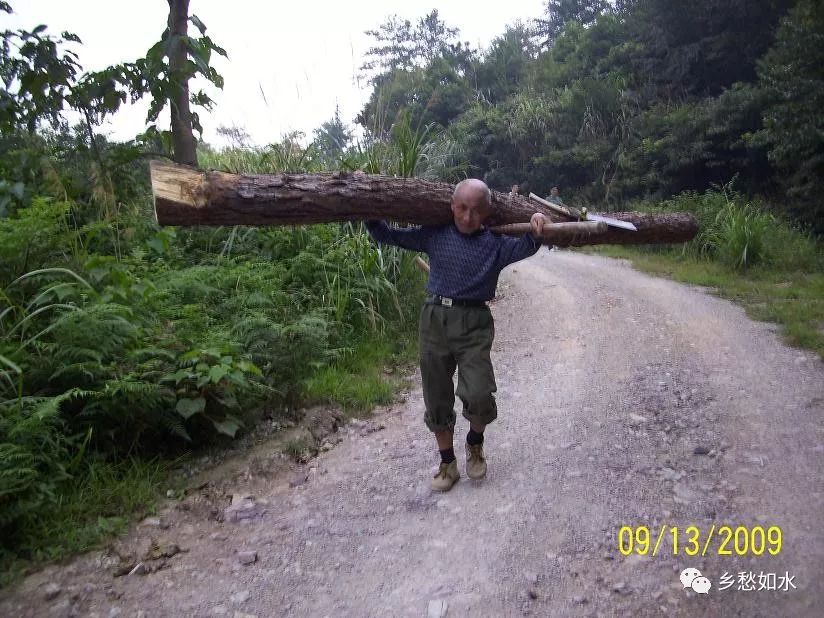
{"left": 166, "top": 0, "right": 198, "bottom": 166}
{"left": 150, "top": 160, "right": 699, "bottom": 247}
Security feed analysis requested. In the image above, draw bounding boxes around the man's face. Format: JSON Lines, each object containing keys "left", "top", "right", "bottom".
{"left": 451, "top": 190, "right": 491, "bottom": 234}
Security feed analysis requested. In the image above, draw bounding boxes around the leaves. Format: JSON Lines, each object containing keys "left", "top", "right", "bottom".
{"left": 212, "top": 416, "right": 241, "bottom": 438}
{"left": 175, "top": 396, "right": 205, "bottom": 419}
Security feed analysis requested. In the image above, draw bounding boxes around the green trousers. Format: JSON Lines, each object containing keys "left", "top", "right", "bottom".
{"left": 418, "top": 303, "right": 497, "bottom": 433}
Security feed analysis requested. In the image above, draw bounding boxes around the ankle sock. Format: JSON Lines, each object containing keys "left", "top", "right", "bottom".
{"left": 439, "top": 447, "right": 455, "bottom": 464}
{"left": 467, "top": 428, "right": 484, "bottom": 446}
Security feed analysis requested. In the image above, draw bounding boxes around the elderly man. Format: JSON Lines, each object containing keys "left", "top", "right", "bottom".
{"left": 365, "top": 179, "right": 547, "bottom": 491}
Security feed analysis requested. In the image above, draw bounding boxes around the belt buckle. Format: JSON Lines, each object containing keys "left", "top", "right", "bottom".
{"left": 441, "top": 296, "right": 453, "bottom": 307}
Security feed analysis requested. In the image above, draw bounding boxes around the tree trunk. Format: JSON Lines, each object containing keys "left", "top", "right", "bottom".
{"left": 150, "top": 161, "right": 699, "bottom": 247}
{"left": 166, "top": 0, "right": 197, "bottom": 166}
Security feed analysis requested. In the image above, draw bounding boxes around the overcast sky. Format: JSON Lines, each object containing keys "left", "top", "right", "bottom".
{"left": 6, "top": 1, "right": 546, "bottom": 147}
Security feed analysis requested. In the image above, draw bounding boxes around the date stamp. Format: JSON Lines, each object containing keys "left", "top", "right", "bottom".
{"left": 617, "top": 524, "right": 783, "bottom": 557}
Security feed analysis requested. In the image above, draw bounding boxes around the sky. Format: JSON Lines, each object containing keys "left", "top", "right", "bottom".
{"left": 6, "top": 1, "right": 547, "bottom": 147}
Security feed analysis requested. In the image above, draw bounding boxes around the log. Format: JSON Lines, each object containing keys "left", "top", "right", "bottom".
{"left": 150, "top": 160, "right": 698, "bottom": 247}
{"left": 490, "top": 221, "right": 608, "bottom": 243}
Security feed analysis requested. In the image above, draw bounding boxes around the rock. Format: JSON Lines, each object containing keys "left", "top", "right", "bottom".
{"left": 231, "top": 590, "right": 251, "bottom": 605}
{"left": 572, "top": 595, "right": 587, "bottom": 604}
{"left": 693, "top": 445, "right": 711, "bottom": 455}
{"left": 128, "top": 562, "right": 148, "bottom": 576}
{"left": 231, "top": 492, "right": 254, "bottom": 506}
{"left": 43, "top": 582, "right": 62, "bottom": 600}
{"left": 427, "top": 599, "right": 448, "bottom": 618}
{"left": 660, "top": 467, "right": 678, "bottom": 481}
{"left": 673, "top": 482, "right": 700, "bottom": 504}
{"left": 628, "top": 413, "right": 647, "bottom": 424}
{"left": 237, "top": 551, "right": 257, "bottom": 565}
{"left": 612, "top": 581, "right": 630, "bottom": 594}
{"left": 146, "top": 543, "right": 181, "bottom": 560}
{"left": 224, "top": 499, "right": 265, "bottom": 523}
{"left": 289, "top": 474, "right": 308, "bottom": 488}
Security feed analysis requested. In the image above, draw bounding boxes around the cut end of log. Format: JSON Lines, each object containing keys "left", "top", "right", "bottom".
{"left": 150, "top": 160, "right": 209, "bottom": 225}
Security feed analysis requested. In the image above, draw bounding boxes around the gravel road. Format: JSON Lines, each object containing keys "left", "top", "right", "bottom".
{"left": 3, "top": 249, "right": 823, "bottom": 617}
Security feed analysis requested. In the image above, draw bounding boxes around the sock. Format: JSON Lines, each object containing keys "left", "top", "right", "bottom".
{"left": 467, "top": 428, "right": 484, "bottom": 446}
{"left": 439, "top": 447, "right": 455, "bottom": 464}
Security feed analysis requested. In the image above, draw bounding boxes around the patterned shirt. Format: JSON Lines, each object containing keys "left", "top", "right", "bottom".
{"left": 365, "top": 221, "right": 542, "bottom": 301}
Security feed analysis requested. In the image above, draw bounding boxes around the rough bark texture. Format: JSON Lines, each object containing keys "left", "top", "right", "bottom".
{"left": 166, "top": 0, "right": 197, "bottom": 166}
{"left": 151, "top": 161, "right": 698, "bottom": 246}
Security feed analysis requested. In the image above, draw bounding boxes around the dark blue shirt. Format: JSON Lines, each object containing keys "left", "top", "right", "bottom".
{"left": 365, "top": 221, "right": 542, "bottom": 301}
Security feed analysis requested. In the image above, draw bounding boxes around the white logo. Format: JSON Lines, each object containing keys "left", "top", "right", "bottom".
{"left": 680, "top": 568, "right": 712, "bottom": 594}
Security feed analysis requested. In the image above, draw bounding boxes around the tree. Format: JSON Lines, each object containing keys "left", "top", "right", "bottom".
{"left": 535, "top": 0, "right": 609, "bottom": 46}
{"left": 166, "top": 0, "right": 197, "bottom": 165}
{"left": 0, "top": 2, "right": 82, "bottom": 133}
{"left": 627, "top": 0, "right": 792, "bottom": 101}
{"left": 312, "top": 106, "right": 353, "bottom": 167}
{"left": 134, "top": 0, "right": 227, "bottom": 164}
{"left": 360, "top": 10, "right": 461, "bottom": 81}
{"left": 755, "top": 0, "right": 824, "bottom": 229}
{"left": 1, "top": 0, "right": 226, "bottom": 163}
{"left": 474, "top": 24, "right": 537, "bottom": 104}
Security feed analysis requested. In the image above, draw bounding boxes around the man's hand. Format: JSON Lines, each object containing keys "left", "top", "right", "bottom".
{"left": 529, "top": 212, "right": 548, "bottom": 238}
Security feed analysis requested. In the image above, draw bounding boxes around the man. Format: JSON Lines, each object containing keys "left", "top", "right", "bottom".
{"left": 546, "top": 186, "right": 564, "bottom": 205}
{"left": 365, "top": 179, "right": 548, "bottom": 491}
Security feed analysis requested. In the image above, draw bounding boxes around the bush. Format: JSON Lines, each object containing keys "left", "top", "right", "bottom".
{"left": 706, "top": 202, "right": 773, "bottom": 270}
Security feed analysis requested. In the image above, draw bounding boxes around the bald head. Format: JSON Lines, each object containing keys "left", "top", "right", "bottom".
{"left": 453, "top": 178, "right": 492, "bottom": 207}
{"left": 451, "top": 178, "right": 493, "bottom": 234}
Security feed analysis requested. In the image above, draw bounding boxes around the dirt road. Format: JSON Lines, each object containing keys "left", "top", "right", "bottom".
{"left": 3, "top": 250, "right": 823, "bottom": 617}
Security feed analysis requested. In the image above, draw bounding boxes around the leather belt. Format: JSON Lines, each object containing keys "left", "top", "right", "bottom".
{"left": 425, "top": 295, "right": 487, "bottom": 307}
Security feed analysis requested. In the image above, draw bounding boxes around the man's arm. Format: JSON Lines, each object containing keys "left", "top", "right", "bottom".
{"left": 496, "top": 213, "right": 547, "bottom": 266}
{"left": 364, "top": 220, "right": 432, "bottom": 253}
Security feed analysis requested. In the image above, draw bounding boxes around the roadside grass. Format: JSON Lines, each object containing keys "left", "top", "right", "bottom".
{"left": 0, "top": 457, "right": 170, "bottom": 587}
{"left": 303, "top": 330, "right": 419, "bottom": 415}
{"left": 586, "top": 245, "right": 824, "bottom": 359}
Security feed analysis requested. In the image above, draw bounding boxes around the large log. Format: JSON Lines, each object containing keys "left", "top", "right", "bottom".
{"left": 150, "top": 160, "right": 698, "bottom": 247}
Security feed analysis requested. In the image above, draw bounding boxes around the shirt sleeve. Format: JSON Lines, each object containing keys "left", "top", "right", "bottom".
{"left": 364, "top": 220, "right": 432, "bottom": 253}
{"left": 496, "top": 232, "right": 542, "bottom": 268}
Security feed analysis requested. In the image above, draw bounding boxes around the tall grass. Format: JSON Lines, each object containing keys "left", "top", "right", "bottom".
{"left": 644, "top": 188, "right": 822, "bottom": 273}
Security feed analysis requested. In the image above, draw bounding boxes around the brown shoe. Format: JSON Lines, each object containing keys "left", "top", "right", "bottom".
{"left": 465, "top": 443, "right": 487, "bottom": 479}
{"left": 431, "top": 460, "right": 460, "bottom": 492}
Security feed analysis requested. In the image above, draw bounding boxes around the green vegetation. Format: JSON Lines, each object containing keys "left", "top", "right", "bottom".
{"left": 358, "top": 2, "right": 823, "bottom": 233}
{"left": 0, "top": 2, "right": 430, "bottom": 582}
